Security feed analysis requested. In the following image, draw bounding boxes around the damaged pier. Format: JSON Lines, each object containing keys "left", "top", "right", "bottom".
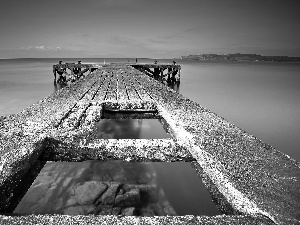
{"left": 0, "top": 63, "right": 300, "bottom": 224}
{"left": 53, "top": 61, "right": 100, "bottom": 83}
{"left": 131, "top": 64, "right": 181, "bottom": 84}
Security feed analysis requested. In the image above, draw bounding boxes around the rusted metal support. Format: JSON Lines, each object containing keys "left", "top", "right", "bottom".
{"left": 154, "top": 67, "right": 160, "bottom": 80}
{"left": 160, "top": 68, "right": 164, "bottom": 82}
{"left": 53, "top": 69, "right": 57, "bottom": 83}
{"left": 177, "top": 67, "right": 181, "bottom": 84}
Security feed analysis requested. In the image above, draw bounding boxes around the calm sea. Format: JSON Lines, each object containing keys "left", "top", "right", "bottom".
{"left": 1, "top": 58, "right": 299, "bottom": 162}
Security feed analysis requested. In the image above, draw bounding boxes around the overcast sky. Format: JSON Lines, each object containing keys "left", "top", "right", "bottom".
{"left": 0, "top": 0, "right": 299, "bottom": 58}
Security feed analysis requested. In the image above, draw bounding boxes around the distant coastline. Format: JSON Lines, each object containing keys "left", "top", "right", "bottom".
{"left": 180, "top": 53, "right": 300, "bottom": 62}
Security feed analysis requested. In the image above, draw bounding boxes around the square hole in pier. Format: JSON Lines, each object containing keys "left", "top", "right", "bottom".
{"left": 13, "top": 161, "right": 221, "bottom": 216}
{"left": 94, "top": 119, "right": 171, "bottom": 139}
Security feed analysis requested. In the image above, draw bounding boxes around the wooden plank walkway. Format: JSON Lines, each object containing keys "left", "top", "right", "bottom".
{"left": 0, "top": 63, "right": 299, "bottom": 224}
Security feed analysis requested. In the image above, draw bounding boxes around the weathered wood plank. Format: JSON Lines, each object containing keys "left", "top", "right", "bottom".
{"left": 104, "top": 91, "right": 117, "bottom": 101}
{"left": 91, "top": 75, "right": 110, "bottom": 102}
{"left": 125, "top": 88, "right": 139, "bottom": 101}
{"left": 117, "top": 84, "right": 129, "bottom": 101}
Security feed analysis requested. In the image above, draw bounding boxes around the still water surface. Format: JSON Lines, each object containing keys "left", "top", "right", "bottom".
{"left": 14, "top": 161, "right": 219, "bottom": 216}
{"left": 179, "top": 60, "right": 300, "bottom": 162}
{"left": 94, "top": 119, "right": 171, "bottom": 139}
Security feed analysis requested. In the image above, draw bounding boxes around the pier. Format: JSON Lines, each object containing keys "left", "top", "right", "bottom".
{"left": 0, "top": 63, "right": 299, "bottom": 224}
{"left": 131, "top": 63, "right": 181, "bottom": 84}
{"left": 53, "top": 61, "right": 100, "bottom": 83}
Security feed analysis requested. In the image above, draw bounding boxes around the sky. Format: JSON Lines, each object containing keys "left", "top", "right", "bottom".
{"left": 0, "top": 0, "right": 300, "bottom": 59}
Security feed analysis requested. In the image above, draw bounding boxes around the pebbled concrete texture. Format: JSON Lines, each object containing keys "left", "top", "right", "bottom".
{"left": 0, "top": 64, "right": 299, "bottom": 224}
{"left": 0, "top": 215, "right": 274, "bottom": 225}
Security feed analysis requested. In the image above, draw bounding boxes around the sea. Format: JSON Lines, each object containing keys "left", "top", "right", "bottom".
{"left": 1, "top": 58, "right": 300, "bottom": 215}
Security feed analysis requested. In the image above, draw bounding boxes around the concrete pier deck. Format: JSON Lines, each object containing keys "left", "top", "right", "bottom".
{"left": 0, "top": 64, "right": 299, "bottom": 224}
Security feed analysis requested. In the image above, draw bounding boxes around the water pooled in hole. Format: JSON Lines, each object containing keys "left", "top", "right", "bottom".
{"left": 94, "top": 119, "right": 171, "bottom": 139}
{"left": 14, "top": 161, "right": 221, "bottom": 216}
